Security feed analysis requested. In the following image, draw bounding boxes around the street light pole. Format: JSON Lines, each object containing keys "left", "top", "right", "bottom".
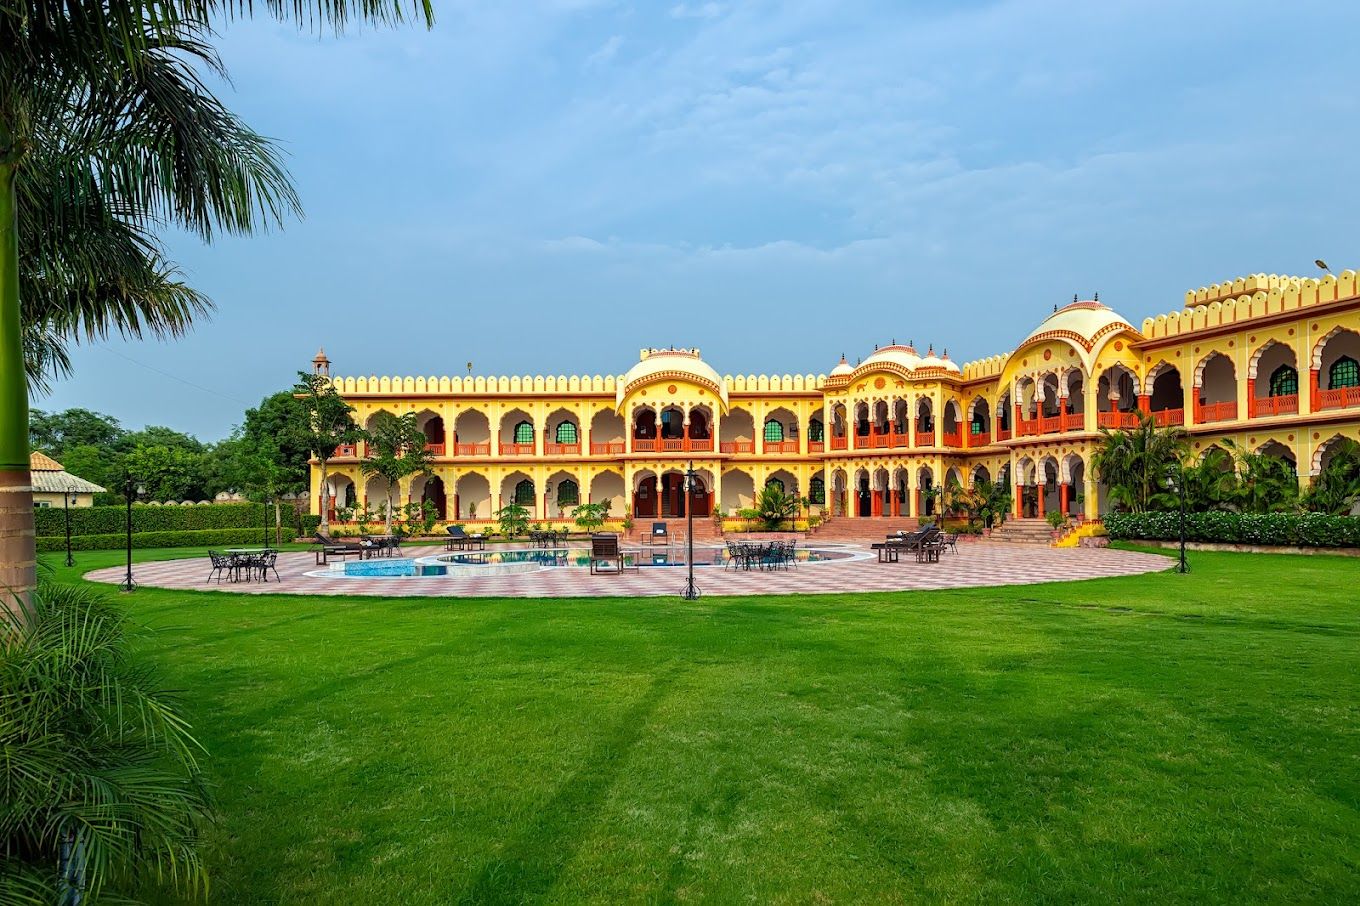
{"left": 681, "top": 460, "right": 700, "bottom": 600}
{"left": 121, "top": 475, "right": 139, "bottom": 592}
{"left": 63, "top": 488, "right": 75, "bottom": 568}
{"left": 1177, "top": 466, "right": 1189, "bottom": 574}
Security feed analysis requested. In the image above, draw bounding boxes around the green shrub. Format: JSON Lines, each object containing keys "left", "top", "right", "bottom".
{"left": 34, "top": 502, "right": 268, "bottom": 536}
{"left": 35, "top": 527, "right": 297, "bottom": 552}
{"left": 1103, "top": 512, "right": 1360, "bottom": 548}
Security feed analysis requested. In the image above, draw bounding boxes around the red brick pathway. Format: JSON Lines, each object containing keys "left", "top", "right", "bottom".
{"left": 85, "top": 541, "right": 1171, "bottom": 598}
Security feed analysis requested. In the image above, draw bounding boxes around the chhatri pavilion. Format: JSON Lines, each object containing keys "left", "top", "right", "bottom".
{"left": 309, "top": 268, "right": 1360, "bottom": 524}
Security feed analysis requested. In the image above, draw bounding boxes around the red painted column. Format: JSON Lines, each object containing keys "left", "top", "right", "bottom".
{"left": 1014, "top": 484, "right": 1023, "bottom": 518}
{"left": 1137, "top": 394, "right": 1150, "bottom": 414}
{"left": 1246, "top": 378, "right": 1256, "bottom": 418}
{"left": 871, "top": 489, "right": 882, "bottom": 517}
{"left": 1310, "top": 368, "right": 1321, "bottom": 411}
{"left": 1060, "top": 482, "right": 1069, "bottom": 515}
{"left": 1037, "top": 484, "right": 1046, "bottom": 518}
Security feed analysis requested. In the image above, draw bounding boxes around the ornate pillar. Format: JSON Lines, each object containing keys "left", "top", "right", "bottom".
{"left": 1059, "top": 482, "right": 1069, "bottom": 515}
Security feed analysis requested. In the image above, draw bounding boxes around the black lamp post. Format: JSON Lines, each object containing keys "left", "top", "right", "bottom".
{"left": 121, "top": 475, "right": 143, "bottom": 592}
{"left": 1165, "top": 466, "right": 1189, "bottom": 574}
{"left": 680, "top": 461, "right": 700, "bottom": 600}
{"left": 63, "top": 487, "right": 77, "bottom": 567}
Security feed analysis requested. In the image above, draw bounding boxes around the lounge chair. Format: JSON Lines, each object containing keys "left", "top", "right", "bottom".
{"left": 643, "top": 522, "right": 669, "bottom": 547}
{"left": 310, "top": 533, "right": 364, "bottom": 565}
{"left": 589, "top": 533, "right": 636, "bottom": 574}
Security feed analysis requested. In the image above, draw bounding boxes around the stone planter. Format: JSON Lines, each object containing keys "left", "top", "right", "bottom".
{"left": 1078, "top": 536, "right": 1110, "bottom": 548}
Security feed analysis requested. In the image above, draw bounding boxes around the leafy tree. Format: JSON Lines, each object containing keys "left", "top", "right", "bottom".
{"left": 238, "top": 390, "right": 313, "bottom": 496}
{"left": 972, "top": 478, "right": 1012, "bottom": 529}
{"left": 1180, "top": 446, "right": 1237, "bottom": 512}
{"left": 1, "top": 581, "right": 211, "bottom": 903}
{"left": 495, "top": 502, "right": 530, "bottom": 539}
{"left": 1091, "top": 413, "right": 1187, "bottom": 513}
{"left": 755, "top": 483, "right": 801, "bottom": 530}
{"left": 1303, "top": 439, "right": 1360, "bottom": 515}
{"left": 122, "top": 443, "right": 208, "bottom": 502}
{"left": 359, "top": 411, "right": 432, "bottom": 535}
{"left": 117, "top": 425, "right": 203, "bottom": 455}
{"left": 295, "top": 371, "right": 363, "bottom": 533}
{"left": 572, "top": 499, "right": 612, "bottom": 534}
{"left": 28, "top": 407, "right": 123, "bottom": 454}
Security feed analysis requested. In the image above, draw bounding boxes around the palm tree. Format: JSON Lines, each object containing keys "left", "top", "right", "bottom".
{"left": 1091, "top": 412, "right": 1187, "bottom": 512}
{"left": 360, "top": 412, "right": 433, "bottom": 534}
{"left": 1180, "top": 445, "right": 1238, "bottom": 512}
{"left": 755, "top": 482, "right": 801, "bottom": 530}
{"left": 0, "top": 1, "right": 435, "bottom": 614}
{"left": 1303, "top": 439, "right": 1360, "bottom": 515}
{"left": 1224, "top": 440, "right": 1300, "bottom": 514}
{"left": 1, "top": 581, "right": 212, "bottom": 903}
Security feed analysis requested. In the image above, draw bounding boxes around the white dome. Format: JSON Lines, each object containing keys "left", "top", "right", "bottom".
{"left": 1023, "top": 300, "right": 1134, "bottom": 346}
{"left": 830, "top": 355, "right": 854, "bottom": 377}
{"left": 617, "top": 348, "right": 727, "bottom": 407}
{"left": 860, "top": 344, "right": 922, "bottom": 372}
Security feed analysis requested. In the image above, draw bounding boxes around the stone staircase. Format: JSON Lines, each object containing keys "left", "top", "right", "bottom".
{"left": 809, "top": 516, "right": 924, "bottom": 541}
{"left": 992, "top": 518, "right": 1054, "bottom": 544}
{"left": 623, "top": 517, "right": 724, "bottom": 544}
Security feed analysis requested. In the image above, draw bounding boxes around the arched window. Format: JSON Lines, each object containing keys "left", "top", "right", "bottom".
{"left": 513, "top": 479, "right": 534, "bottom": 504}
{"left": 808, "top": 476, "right": 825, "bottom": 504}
{"left": 513, "top": 421, "right": 534, "bottom": 444}
{"left": 763, "top": 420, "right": 784, "bottom": 442}
{"left": 765, "top": 477, "right": 785, "bottom": 493}
{"left": 555, "top": 421, "right": 578, "bottom": 444}
{"left": 807, "top": 419, "right": 824, "bottom": 442}
{"left": 1331, "top": 356, "right": 1360, "bottom": 389}
{"left": 556, "top": 479, "right": 579, "bottom": 507}
{"left": 1268, "top": 364, "right": 1298, "bottom": 397}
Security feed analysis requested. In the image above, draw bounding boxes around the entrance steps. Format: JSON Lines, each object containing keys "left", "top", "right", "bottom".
{"left": 809, "top": 516, "right": 924, "bottom": 541}
{"left": 993, "top": 518, "right": 1054, "bottom": 544}
{"left": 623, "top": 517, "right": 724, "bottom": 544}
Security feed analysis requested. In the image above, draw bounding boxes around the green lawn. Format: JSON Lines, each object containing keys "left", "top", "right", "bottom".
{"left": 47, "top": 548, "right": 1360, "bottom": 903}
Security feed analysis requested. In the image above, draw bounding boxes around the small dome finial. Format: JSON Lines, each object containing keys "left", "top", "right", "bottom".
{"left": 1094, "top": 291, "right": 1099, "bottom": 302}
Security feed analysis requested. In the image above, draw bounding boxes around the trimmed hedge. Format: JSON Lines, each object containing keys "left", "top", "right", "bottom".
{"left": 36, "top": 527, "right": 297, "bottom": 553}
{"left": 35, "top": 502, "right": 268, "bottom": 536}
{"left": 1104, "top": 512, "right": 1360, "bottom": 548}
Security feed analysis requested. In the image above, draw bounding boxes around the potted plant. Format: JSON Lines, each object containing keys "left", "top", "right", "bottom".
{"left": 1045, "top": 510, "right": 1069, "bottom": 539}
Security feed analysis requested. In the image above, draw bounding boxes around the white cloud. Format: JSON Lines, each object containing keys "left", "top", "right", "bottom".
{"left": 585, "top": 34, "right": 624, "bottom": 68}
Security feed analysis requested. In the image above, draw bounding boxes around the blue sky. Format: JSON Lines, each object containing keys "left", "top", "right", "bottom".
{"left": 41, "top": 0, "right": 1360, "bottom": 439}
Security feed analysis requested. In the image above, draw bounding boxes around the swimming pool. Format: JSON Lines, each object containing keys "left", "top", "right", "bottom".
{"left": 313, "top": 545, "right": 857, "bottom": 579}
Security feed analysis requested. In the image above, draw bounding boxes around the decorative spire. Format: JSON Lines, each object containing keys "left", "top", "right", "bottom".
{"left": 311, "top": 347, "right": 331, "bottom": 377}
{"left": 1094, "top": 291, "right": 1099, "bottom": 302}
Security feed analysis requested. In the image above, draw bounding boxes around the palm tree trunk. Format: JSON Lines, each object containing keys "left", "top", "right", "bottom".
{"left": 0, "top": 157, "right": 36, "bottom": 623}
{"left": 318, "top": 458, "right": 331, "bottom": 533}
{"left": 385, "top": 484, "right": 394, "bottom": 534}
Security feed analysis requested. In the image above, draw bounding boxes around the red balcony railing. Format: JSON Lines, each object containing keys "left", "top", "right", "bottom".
{"left": 969, "top": 429, "right": 991, "bottom": 447}
{"left": 500, "top": 442, "right": 535, "bottom": 456}
{"left": 424, "top": 442, "right": 445, "bottom": 455}
{"left": 543, "top": 443, "right": 581, "bottom": 455}
{"left": 830, "top": 436, "right": 847, "bottom": 450}
{"left": 1097, "top": 411, "right": 1139, "bottom": 429}
{"left": 719, "top": 440, "right": 755, "bottom": 454}
{"left": 454, "top": 442, "right": 490, "bottom": 456}
{"left": 941, "top": 430, "right": 962, "bottom": 448}
{"left": 888, "top": 432, "right": 909, "bottom": 448}
{"left": 1152, "top": 408, "right": 1184, "bottom": 427}
{"left": 871, "top": 433, "right": 890, "bottom": 449}
{"left": 995, "top": 427, "right": 1012, "bottom": 441}
{"left": 1039, "top": 415, "right": 1062, "bottom": 434}
{"left": 1017, "top": 419, "right": 1039, "bottom": 436}
{"left": 1250, "top": 394, "right": 1299, "bottom": 418}
{"left": 808, "top": 441, "right": 824, "bottom": 453}
{"left": 1197, "top": 401, "right": 1238, "bottom": 424}
{"left": 590, "top": 441, "right": 625, "bottom": 455}
{"left": 334, "top": 443, "right": 357, "bottom": 458}
{"left": 632, "top": 438, "right": 657, "bottom": 452}
{"left": 1061, "top": 412, "right": 1084, "bottom": 431}
{"left": 916, "top": 430, "right": 935, "bottom": 447}
{"left": 763, "top": 440, "right": 800, "bottom": 454}
{"left": 1318, "top": 386, "right": 1360, "bottom": 410}
{"left": 689, "top": 437, "right": 714, "bottom": 452}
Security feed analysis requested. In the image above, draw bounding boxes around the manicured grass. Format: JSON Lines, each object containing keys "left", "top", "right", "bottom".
{"left": 48, "top": 548, "right": 1360, "bottom": 903}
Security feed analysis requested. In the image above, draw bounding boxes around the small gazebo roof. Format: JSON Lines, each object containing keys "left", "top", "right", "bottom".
{"left": 29, "top": 451, "right": 106, "bottom": 495}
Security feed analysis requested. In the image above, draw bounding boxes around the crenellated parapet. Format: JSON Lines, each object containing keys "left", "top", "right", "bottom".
{"left": 723, "top": 374, "right": 826, "bottom": 394}
{"left": 1143, "top": 270, "right": 1359, "bottom": 341}
{"left": 331, "top": 374, "right": 624, "bottom": 396}
{"left": 960, "top": 354, "right": 1007, "bottom": 382}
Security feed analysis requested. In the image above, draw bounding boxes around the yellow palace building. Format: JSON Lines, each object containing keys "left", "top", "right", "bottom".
{"left": 309, "top": 268, "right": 1360, "bottom": 526}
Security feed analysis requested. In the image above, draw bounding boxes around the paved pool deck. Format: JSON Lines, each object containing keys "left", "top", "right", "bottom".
{"left": 84, "top": 540, "right": 1172, "bottom": 598}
